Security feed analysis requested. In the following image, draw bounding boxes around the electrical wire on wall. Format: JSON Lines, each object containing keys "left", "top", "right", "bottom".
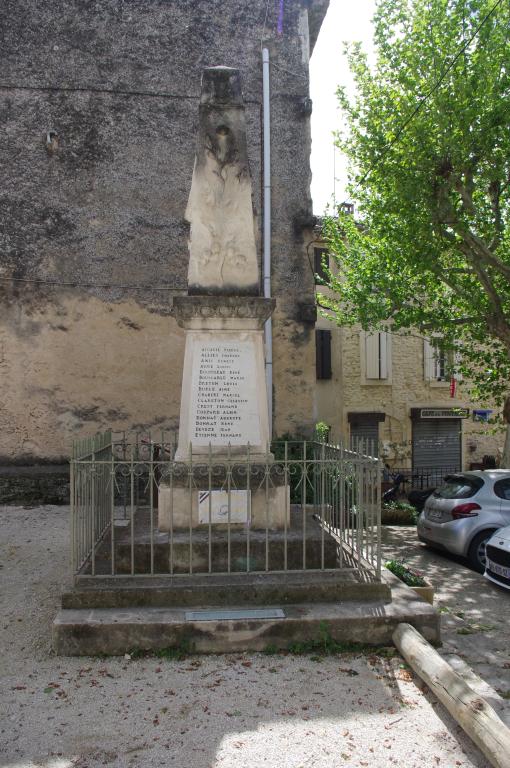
{"left": 0, "top": 274, "right": 187, "bottom": 292}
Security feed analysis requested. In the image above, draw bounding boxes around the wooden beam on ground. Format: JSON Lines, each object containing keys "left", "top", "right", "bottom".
{"left": 393, "top": 622, "right": 510, "bottom": 768}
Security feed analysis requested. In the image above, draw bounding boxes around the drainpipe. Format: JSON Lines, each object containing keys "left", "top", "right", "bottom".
{"left": 262, "top": 47, "right": 273, "bottom": 438}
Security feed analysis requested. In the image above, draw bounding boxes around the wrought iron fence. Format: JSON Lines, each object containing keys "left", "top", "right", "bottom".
{"left": 71, "top": 431, "right": 112, "bottom": 574}
{"left": 70, "top": 432, "right": 381, "bottom": 582}
{"left": 390, "top": 466, "right": 459, "bottom": 490}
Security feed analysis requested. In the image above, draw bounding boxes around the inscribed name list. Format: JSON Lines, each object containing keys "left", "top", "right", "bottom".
{"left": 189, "top": 340, "right": 261, "bottom": 446}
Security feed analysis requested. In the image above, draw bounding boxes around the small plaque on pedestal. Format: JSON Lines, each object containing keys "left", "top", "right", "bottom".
{"left": 198, "top": 490, "right": 249, "bottom": 524}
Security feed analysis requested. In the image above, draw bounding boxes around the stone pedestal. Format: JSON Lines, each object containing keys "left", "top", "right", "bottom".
{"left": 158, "top": 484, "right": 290, "bottom": 532}
{"left": 173, "top": 296, "right": 274, "bottom": 462}
{"left": 158, "top": 295, "right": 290, "bottom": 531}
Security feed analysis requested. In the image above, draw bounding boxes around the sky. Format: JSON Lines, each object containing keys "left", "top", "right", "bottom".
{"left": 310, "top": 0, "right": 376, "bottom": 214}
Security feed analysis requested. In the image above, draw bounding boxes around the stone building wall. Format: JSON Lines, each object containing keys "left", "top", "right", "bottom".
{"left": 0, "top": 0, "right": 328, "bottom": 465}
{"left": 315, "top": 320, "right": 502, "bottom": 469}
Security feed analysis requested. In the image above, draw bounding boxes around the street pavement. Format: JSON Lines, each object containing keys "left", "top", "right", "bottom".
{"left": 1, "top": 505, "right": 492, "bottom": 767}
{"left": 382, "top": 525, "right": 510, "bottom": 726}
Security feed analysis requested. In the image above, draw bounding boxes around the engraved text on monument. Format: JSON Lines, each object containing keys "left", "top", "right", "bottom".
{"left": 189, "top": 340, "right": 261, "bottom": 446}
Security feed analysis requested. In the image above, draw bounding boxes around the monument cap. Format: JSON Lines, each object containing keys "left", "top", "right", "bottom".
{"left": 200, "top": 67, "right": 243, "bottom": 106}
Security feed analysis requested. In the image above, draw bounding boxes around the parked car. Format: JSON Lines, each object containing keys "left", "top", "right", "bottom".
{"left": 417, "top": 470, "right": 510, "bottom": 572}
{"left": 485, "top": 525, "right": 510, "bottom": 590}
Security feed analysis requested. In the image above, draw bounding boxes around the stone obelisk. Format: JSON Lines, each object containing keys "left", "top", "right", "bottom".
{"left": 158, "top": 67, "right": 288, "bottom": 530}
{"left": 174, "top": 67, "right": 274, "bottom": 463}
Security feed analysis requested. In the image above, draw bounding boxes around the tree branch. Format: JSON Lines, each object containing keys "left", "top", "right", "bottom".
{"left": 454, "top": 174, "right": 475, "bottom": 216}
{"left": 434, "top": 179, "right": 510, "bottom": 281}
{"left": 488, "top": 179, "right": 503, "bottom": 251}
{"left": 420, "top": 316, "right": 478, "bottom": 329}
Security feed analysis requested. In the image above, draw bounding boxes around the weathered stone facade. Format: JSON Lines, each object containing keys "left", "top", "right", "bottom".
{"left": 0, "top": 0, "right": 328, "bottom": 467}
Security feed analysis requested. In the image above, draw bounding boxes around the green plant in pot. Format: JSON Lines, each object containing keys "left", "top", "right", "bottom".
{"left": 385, "top": 559, "right": 426, "bottom": 587}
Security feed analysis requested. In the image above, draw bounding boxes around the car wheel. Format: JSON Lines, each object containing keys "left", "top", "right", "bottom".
{"left": 467, "top": 530, "right": 496, "bottom": 574}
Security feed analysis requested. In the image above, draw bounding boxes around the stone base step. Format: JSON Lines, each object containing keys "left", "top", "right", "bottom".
{"left": 63, "top": 570, "right": 391, "bottom": 609}
{"left": 53, "top": 585, "right": 440, "bottom": 656}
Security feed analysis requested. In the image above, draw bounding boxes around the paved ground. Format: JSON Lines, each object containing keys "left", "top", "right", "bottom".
{"left": 382, "top": 525, "right": 510, "bottom": 725}
{"left": 0, "top": 505, "right": 505, "bottom": 768}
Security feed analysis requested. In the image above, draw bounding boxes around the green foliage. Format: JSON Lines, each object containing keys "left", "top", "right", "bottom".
{"left": 315, "top": 421, "right": 331, "bottom": 442}
{"left": 271, "top": 436, "right": 319, "bottom": 504}
{"left": 128, "top": 638, "right": 192, "bottom": 660}
{"left": 261, "top": 643, "right": 279, "bottom": 655}
{"left": 287, "top": 621, "right": 372, "bottom": 656}
{"left": 154, "top": 641, "right": 192, "bottom": 660}
{"left": 321, "top": 0, "right": 510, "bottom": 414}
{"left": 381, "top": 500, "right": 418, "bottom": 525}
{"left": 262, "top": 638, "right": 398, "bottom": 658}
{"left": 385, "top": 559, "right": 427, "bottom": 587}
{"left": 457, "top": 622, "right": 495, "bottom": 634}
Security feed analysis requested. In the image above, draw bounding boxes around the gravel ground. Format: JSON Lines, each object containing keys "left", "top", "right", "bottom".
{"left": 0, "top": 505, "right": 492, "bottom": 768}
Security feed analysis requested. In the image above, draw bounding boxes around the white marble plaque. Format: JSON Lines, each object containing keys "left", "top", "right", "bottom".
{"left": 189, "top": 340, "right": 261, "bottom": 446}
{"left": 198, "top": 490, "right": 250, "bottom": 524}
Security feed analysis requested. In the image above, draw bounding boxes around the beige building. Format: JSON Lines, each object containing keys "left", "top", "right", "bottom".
{"left": 313, "top": 244, "right": 502, "bottom": 479}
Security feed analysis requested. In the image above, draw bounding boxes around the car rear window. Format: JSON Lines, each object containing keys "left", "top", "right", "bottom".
{"left": 433, "top": 475, "right": 483, "bottom": 499}
{"left": 494, "top": 479, "right": 510, "bottom": 500}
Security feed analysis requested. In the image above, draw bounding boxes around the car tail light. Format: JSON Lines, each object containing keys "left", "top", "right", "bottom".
{"left": 451, "top": 503, "right": 481, "bottom": 519}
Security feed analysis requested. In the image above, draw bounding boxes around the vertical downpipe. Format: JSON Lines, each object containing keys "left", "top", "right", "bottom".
{"left": 70, "top": 457, "right": 75, "bottom": 578}
{"left": 262, "top": 48, "right": 273, "bottom": 437}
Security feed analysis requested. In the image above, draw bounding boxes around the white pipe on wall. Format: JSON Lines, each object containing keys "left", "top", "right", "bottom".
{"left": 262, "top": 47, "right": 273, "bottom": 437}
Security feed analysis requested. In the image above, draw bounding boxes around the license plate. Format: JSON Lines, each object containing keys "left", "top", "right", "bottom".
{"left": 487, "top": 559, "right": 510, "bottom": 579}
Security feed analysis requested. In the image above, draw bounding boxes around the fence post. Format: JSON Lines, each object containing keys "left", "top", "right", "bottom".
{"left": 376, "top": 455, "right": 382, "bottom": 580}
{"left": 320, "top": 440, "right": 325, "bottom": 570}
{"left": 149, "top": 432, "right": 154, "bottom": 576}
{"left": 70, "top": 457, "right": 75, "bottom": 578}
{"left": 110, "top": 444, "right": 115, "bottom": 576}
{"left": 188, "top": 441, "right": 193, "bottom": 575}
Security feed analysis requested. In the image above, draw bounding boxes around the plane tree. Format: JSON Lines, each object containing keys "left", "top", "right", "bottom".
{"left": 320, "top": 0, "right": 510, "bottom": 463}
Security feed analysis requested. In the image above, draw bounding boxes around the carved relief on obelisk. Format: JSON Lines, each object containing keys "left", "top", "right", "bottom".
{"left": 185, "top": 67, "right": 259, "bottom": 295}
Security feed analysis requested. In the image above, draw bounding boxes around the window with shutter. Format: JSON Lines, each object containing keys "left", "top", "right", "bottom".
{"left": 365, "top": 332, "right": 389, "bottom": 380}
{"left": 423, "top": 339, "right": 435, "bottom": 380}
{"left": 316, "top": 329, "right": 332, "bottom": 379}
{"left": 313, "top": 248, "right": 329, "bottom": 283}
{"left": 424, "top": 338, "right": 453, "bottom": 382}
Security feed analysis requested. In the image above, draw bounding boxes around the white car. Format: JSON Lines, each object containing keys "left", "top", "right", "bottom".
{"left": 417, "top": 470, "right": 510, "bottom": 572}
{"left": 485, "top": 525, "right": 510, "bottom": 590}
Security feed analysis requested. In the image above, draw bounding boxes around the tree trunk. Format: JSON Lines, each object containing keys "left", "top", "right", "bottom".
{"left": 501, "top": 423, "right": 510, "bottom": 469}
{"left": 501, "top": 397, "right": 510, "bottom": 469}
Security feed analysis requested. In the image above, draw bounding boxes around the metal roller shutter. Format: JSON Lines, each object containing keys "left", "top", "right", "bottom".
{"left": 349, "top": 415, "right": 380, "bottom": 456}
{"left": 412, "top": 419, "right": 461, "bottom": 471}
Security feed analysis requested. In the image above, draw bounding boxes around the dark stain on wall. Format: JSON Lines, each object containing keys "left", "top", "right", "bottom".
{"left": 105, "top": 408, "right": 130, "bottom": 421}
{"left": 119, "top": 317, "right": 142, "bottom": 331}
{"left": 72, "top": 405, "right": 101, "bottom": 422}
{"left": 40, "top": 206, "right": 77, "bottom": 239}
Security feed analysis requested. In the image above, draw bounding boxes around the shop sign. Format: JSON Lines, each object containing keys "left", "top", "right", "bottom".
{"left": 420, "top": 408, "right": 469, "bottom": 419}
